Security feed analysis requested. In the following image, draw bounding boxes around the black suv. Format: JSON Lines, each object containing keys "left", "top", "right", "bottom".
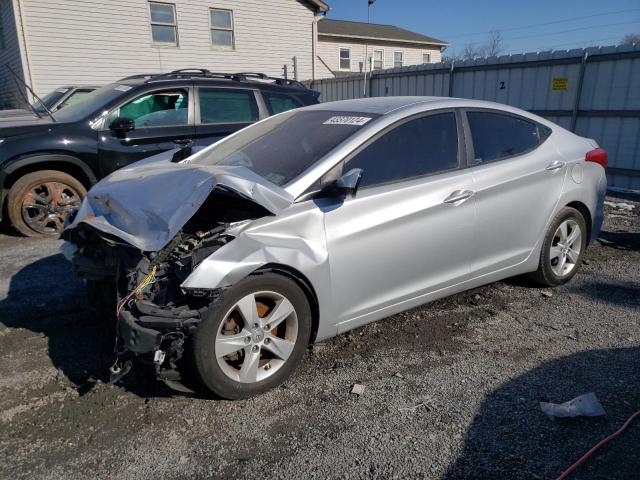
{"left": 0, "top": 69, "right": 319, "bottom": 237}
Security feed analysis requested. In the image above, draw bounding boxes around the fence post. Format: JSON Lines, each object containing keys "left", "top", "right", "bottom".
{"left": 448, "top": 61, "right": 455, "bottom": 97}
{"left": 571, "top": 52, "right": 588, "bottom": 132}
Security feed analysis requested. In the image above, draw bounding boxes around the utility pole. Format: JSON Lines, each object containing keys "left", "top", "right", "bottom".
{"left": 362, "top": 0, "right": 375, "bottom": 97}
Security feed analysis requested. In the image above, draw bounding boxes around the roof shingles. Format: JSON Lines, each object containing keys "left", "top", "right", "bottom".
{"left": 318, "top": 19, "right": 447, "bottom": 45}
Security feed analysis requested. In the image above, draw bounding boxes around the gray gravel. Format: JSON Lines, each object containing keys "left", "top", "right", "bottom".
{"left": 0, "top": 194, "right": 638, "bottom": 480}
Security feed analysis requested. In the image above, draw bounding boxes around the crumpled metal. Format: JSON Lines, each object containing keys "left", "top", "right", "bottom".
{"left": 64, "top": 155, "right": 293, "bottom": 252}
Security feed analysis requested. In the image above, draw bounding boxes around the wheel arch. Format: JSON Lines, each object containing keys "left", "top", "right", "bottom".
{"left": 3, "top": 154, "right": 97, "bottom": 192}
{"left": 565, "top": 200, "right": 593, "bottom": 244}
{"left": 252, "top": 263, "right": 321, "bottom": 344}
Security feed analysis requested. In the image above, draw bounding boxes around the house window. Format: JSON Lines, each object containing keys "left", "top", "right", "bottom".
{"left": 149, "top": 2, "right": 177, "bottom": 45}
{"left": 394, "top": 51, "right": 403, "bottom": 68}
{"left": 373, "top": 50, "right": 384, "bottom": 70}
{"left": 422, "top": 52, "right": 431, "bottom": 63}
{"left": 210, "top": 8, "right": 234, "bottom": 48}
{"left": 339, "top": 48, "right": 351, "bottom": 70}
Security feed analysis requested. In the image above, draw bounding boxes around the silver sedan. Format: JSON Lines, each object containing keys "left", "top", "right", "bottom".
{"left": 63, "top": 97, "right": 607, "bottom": 399}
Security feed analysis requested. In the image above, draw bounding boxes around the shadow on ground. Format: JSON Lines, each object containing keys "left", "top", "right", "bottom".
{"left": 0, "top": 253, "right": 175, "bottom": 398}
{"left": 444, "top": 347, "right": 640, "bottom": 479}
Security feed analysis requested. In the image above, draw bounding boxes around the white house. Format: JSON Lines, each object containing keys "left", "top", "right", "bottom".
{"left": 315, "top": 19, "right": 447, "bottom": 78}
{"left": 0, "top": 0, "right": 329, "bottom": 107}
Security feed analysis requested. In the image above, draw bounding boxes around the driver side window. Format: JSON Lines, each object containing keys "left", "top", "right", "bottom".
{"left": 107, "top": 89, "right": 189, "bottom": 128}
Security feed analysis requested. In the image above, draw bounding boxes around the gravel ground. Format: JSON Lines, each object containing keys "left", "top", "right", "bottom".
{"left": 0, "top": 194, "right": 638, "bottom": 480}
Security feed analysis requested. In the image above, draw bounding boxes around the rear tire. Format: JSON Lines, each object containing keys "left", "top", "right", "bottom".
{"left": 528, "top": 206, "right": 587, "bottom": 287}
{"left": 191, "top": 273, "right": 311, "bottom": 399}
{"left": 7, "top": 170, "right": 86, "bottom": 237}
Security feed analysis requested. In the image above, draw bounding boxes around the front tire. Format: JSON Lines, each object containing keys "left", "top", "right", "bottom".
{"left": 529, "top": 206, "right": 587, "bottom": 287}
{"left": 7, "top": 170, "right": 86, "bottom": 237}
{"left": 191, "top": 273, "right": 312, "bottom": 399}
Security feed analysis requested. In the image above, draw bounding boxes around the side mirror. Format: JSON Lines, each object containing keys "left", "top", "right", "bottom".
{"left": 322, "top": 168, "right": 364, "bottom": 198}
{"left": 109, "top": 117, "right": 135, "bottom": 137}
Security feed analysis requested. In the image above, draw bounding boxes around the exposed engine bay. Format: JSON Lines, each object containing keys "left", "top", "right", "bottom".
{"left": 64, "top": 189, "right": 271, "bottom": 391}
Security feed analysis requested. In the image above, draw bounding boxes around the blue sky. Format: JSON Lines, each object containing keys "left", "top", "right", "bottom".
{"left": 325, "top": 0, "right": 640, "bottom": 56}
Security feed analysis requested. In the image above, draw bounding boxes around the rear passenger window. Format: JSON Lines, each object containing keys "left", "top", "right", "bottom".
{"left": 264, "top": 92, "right": 302, "bottom": 114}
{"left": 346, "top": 112, "right": 459, "bottom": 188}
{"left": 199, "top": 89, "right": 258, "bottom": 124}
{"left": 467, "top": 111, "right": 542, "bottom": 164}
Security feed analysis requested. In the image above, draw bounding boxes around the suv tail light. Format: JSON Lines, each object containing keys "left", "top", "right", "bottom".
{"left": 585, "top": 148, "right": 608, "bottom": 169}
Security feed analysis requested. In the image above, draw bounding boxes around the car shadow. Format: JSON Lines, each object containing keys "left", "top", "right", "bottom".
{"left": 0, "top": 252, "right": 177, "bottom": 398}
{"left": 443, "top": 347, "right": 640, "bottom": 479}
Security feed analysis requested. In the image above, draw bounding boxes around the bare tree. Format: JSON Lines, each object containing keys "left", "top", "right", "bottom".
{"left": 621, "top": 33, "right": 640, "bottom": 44}
{"left": 485, "top": 30, "right": 504, "bottom": 57}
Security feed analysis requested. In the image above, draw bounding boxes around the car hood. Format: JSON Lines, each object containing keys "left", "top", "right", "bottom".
{"left": 64, "top": 155, "right": 294, "bottom": 252}
{"left": 0, "top": 115, "right": 55, "bottom": 133}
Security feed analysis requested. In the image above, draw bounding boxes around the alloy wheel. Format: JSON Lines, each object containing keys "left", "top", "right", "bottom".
{"left": 21, "top": 181, "right": 82, "bottom": 235}
{"left": 215, "top": 291, "right": 299, "bottom": 383}
{"left": 549, "top": 219, "right": 582, "bottom": 276}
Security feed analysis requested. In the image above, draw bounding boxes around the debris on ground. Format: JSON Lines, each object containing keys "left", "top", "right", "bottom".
{"left": 541, "top": 290, "right": 553, "bottom": 298}
{"left": 540, "top": 392, "right": 606, "bottom": 418}
{"left": 351, "top": 384, "right": 366, "bottom": 396}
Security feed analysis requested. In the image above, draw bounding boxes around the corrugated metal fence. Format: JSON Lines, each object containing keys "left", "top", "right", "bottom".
{"left": 308, "top": 44, "right": 640, "bottom": 190}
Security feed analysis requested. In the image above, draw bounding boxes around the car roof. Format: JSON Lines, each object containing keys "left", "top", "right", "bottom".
{"left": 305, "top": 96, "right": 539, "bottom": 117}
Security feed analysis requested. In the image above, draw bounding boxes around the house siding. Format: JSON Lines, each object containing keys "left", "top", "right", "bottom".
{"left": 16, "top": 0, "right": 317, "bottom": 96}
{"left": 0, "top": 0, "right": 28, "bottom": 108}
{"left": 316, "top": 36, "right": 442, "bottom": 78}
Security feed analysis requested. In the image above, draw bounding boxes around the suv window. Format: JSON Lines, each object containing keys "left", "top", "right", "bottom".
{"left": 346, "top": 112, "right": 459, "bottom": 188}
{"left": 467, "top": 111, "right": 542, "bottom": 164}
{"left": 58, "top": 89, "right": 93, "bottom": 109}
{"left": 264, "top": 92, "right": 302, "bottom": 114}
{"left": 199, "top": 89, "right": 258, "bottom": 124}
{"left": 109, "top": 89, "right": 189, "bottom": 128}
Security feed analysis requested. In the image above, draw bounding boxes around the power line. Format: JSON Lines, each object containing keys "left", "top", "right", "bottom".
{"left": 447, "top": 8, "right": 640, "bottom": 39}
{"left": 504, "top": 20, "right": 640, "bottom": 42}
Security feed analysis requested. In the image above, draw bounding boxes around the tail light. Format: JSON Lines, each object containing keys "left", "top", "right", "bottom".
{"left": 585, "top": 148, "right": 608, "bottom": 169}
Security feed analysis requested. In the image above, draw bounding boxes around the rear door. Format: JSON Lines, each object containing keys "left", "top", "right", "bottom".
{"left": 97, "top": 86, "right": 195, "bottom": 176}
{"left": 322, "top": 110, "right": 477, "bottom": 325}
{"left": 193, "top": 87, "right": 260, "bottom": 147}
{"left": 463, "top": 109, "right": 566, "bottom": 276}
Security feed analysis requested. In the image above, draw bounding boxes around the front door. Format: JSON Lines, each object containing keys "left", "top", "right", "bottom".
{"left": 97, "top": 87, "right": 195, "bottom": 176}
{"left": 322, "top": 111, "right": 477, "bottom": 326}
{"left": 193, "top": 87, "right": 260, "bottom": 148}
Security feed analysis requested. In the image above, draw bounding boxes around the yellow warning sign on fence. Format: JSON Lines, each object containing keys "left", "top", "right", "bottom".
{"left": 552, "top": 77, "right": 569, "bottom": 91}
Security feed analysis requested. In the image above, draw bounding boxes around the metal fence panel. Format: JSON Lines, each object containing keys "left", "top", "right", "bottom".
{"left": 307, "top": 44, "right": 640, "bottom": 189}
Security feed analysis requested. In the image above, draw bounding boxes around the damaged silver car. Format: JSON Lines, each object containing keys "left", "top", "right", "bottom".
{"left": 62, "top": 97, "right": 607, "bottom": 399}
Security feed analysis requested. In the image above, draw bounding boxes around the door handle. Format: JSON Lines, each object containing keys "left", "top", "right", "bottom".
{"left": 173, "top": 138, "right": 193, "bottom": 146}
{"left": 545, "top": 160, "right": 566, "bottom": 171}
{"left": 443, "top": 189, "right": 475, "bottom": 204}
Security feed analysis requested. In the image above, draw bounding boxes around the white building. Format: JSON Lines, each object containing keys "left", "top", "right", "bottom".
{"left": 0, "top": 0, "right": 329, "bottom": 107}
{"left": 0, "top": 0, "right": 447, "bottom": 107}
{"left": 316, "top": 19, "right": 447, "bottom": 78}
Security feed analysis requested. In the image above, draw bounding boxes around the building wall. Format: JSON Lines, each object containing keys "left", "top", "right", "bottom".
{"left": 0, "top": 0, "right": 28, "bottom": 108}
{"left": 316, "top": 36, "right": 442, "bottom": 78}
{"left": 17, "top": 0, "right": 317, "bottom": 96}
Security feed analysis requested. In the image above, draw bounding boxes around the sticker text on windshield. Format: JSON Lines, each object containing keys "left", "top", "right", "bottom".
{"left": 323, "top": 116, "right": 372, "bottom": 126}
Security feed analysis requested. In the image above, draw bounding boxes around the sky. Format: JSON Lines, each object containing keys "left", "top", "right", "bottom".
{"left": 325, "top": 0, "right": 640, "bottom": 56}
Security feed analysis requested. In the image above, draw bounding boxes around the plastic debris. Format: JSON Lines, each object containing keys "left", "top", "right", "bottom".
{"left": 541, "top": 290, "right": 553, "bottom": 298}
{"left": 540, "top": 392, "right": 605, "bottom": 418}
{"left": 351, "top": 384, "right": 366, "bottom": 395}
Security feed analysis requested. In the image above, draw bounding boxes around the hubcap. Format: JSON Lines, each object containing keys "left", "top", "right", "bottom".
{"left": 21, "top": 181, "right": 82, "bottom": 235}
{"left": 215, "top": 291, "right": 298, "bottom": 383}
{"left": 550, "top": 219, "right": 582, "bottom": 276}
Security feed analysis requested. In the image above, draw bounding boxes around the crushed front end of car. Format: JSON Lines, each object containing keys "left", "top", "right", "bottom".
{"left": 61, "top": 158, "right": 293, "bottom": 392}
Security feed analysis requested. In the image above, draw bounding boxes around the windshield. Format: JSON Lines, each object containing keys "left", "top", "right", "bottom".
{"left": 53, "top": 83, "right": 131, "bottom": 122}
{"left": 192, "top": 110, "right": 378, "bottom": 186}
{"left": 32, "top": 88, "right": 70, "bottom": 113}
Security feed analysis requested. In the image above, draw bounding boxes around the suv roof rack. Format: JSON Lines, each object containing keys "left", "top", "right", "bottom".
{"left": 138, "top": 68, "right": 309, "bottom": 90}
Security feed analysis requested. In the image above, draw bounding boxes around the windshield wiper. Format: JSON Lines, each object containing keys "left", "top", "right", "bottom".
{"left": 5, "top": 63, "right": 57, "bottom": 122}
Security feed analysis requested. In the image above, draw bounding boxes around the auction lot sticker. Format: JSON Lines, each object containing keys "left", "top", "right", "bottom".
{"left": 323, "top": 116, "right": 372, "bottom": 126}
{"left": 552, "top": 77, "right": 569, "bottom": 91}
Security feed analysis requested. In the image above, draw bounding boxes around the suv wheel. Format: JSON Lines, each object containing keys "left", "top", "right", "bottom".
{"left": 7, "top": 170, "right": 86, "bottom": 237}
{"left": 192, "top": 273, "right": 312, "bottom": 399}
